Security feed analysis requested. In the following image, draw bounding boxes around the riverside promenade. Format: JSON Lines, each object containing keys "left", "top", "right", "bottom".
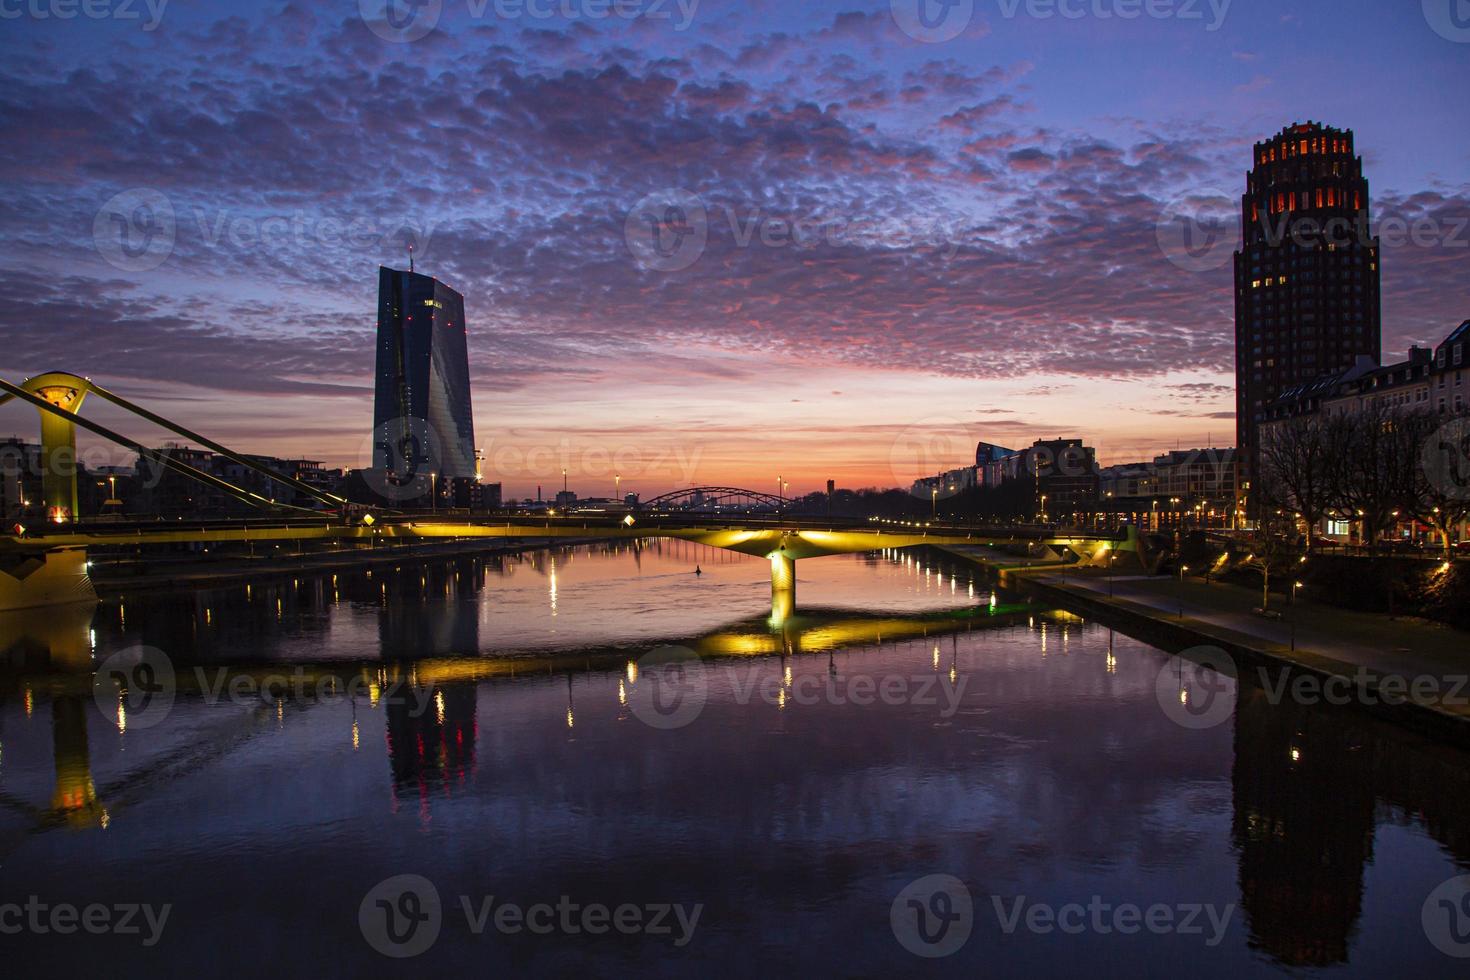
{"left": 944, "top": 546, "right": 1470, "bottom": 742}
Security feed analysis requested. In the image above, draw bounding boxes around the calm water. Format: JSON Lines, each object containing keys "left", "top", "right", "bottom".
{"left": 2, "top": 541, "right": 1469, "bottom": 977}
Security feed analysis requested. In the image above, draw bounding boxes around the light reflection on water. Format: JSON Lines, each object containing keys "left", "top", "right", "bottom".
{"left": 0, "top": 543, "right": 1468, "bottom": 977}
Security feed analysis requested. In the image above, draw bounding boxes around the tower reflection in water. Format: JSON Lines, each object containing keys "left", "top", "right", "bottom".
{"left": 1231, "top": 677, "right": 1470, "bottom": 966}
{"left": 384, "top": 683, "right": 477, "bottom": 821}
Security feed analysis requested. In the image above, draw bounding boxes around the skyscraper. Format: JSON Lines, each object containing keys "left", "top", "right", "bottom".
{"left": 372, "top": 266, "right": 477, "bottom": 482}
{"left": 1234, "top": 121, "right": 1381, "bottom": 486}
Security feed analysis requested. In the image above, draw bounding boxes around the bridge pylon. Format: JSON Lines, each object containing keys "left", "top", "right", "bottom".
{"left": 770, "top": 551, "right": 796, "bottom": 596}
{"left": 25, "top": 373, "right": 92, "bottom": 522}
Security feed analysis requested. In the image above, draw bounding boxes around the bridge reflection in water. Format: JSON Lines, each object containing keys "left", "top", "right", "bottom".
{"left": 4, "top": 553, "right": 1470, "bottom": 970}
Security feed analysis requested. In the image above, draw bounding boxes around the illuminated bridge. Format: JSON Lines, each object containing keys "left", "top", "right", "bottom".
{"left": 0, "top": 372, "right": 1132, "bottom": 613}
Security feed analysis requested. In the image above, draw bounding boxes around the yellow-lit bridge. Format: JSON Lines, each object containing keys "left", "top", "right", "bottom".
{"left": 0, "top": 370, "right": 1133, "bottom": 612}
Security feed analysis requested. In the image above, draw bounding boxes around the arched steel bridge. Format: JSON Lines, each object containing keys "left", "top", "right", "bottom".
{"left": 640, "top": 486, "right": 788, "bottom": 512}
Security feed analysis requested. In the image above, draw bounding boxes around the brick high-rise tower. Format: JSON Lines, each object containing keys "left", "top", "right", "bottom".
{"left": 1234, "top": 121, "right": 1381, "bottom": 491}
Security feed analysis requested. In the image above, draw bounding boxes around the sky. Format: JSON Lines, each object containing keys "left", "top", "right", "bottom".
{"left": 0, "top": 0, "right": 1466, "bottom": 500}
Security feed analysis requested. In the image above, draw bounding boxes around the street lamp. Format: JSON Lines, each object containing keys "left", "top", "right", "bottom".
{"left": 931, "top": 485, "right": 938, "bottom": 517}
{"left": 615, "top": 473, "right": 621, "bottom": 502}
{"left": 1177, "top": 565, "right": 1189, "bottom": 620}
{"left": 1290, "top": 581, "right": 1304, "bottom": 651}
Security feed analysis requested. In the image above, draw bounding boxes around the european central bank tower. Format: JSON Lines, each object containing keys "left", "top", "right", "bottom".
{"left": 372, "top": 265, "right": 477, "bottom": 479}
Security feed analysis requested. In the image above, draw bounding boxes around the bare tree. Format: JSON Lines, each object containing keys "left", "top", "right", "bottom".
{"left": 1259, "top": 412, "right": 1336, "bottom": 550}
{"left": 1241, "top": 510, "right": 1301, "bottom": 611}
{"left": 1409, "top": 406, "right": 1470, "bottom": 558}
{"left": 1326, "top": 402, "right": 1416, "bottom": 549}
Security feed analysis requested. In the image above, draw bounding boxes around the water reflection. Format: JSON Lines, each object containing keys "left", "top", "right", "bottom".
{"left": 2, "top": 546, "right": 1470, "bottom": 974}
{"left": 1232, "top": 679, "right": 1470, "bottom": 966}
{"left": 386, "top": 683, "right": 477, "bottom": 817}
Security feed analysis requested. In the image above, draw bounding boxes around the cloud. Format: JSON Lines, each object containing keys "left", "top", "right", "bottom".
{"left": 0, "top": 4, "right": 1463, "bottom": 485}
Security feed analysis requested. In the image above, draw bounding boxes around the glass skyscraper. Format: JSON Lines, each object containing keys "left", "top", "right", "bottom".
{"left": 372, "top": 266, "right": 477, "bottom": 481}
